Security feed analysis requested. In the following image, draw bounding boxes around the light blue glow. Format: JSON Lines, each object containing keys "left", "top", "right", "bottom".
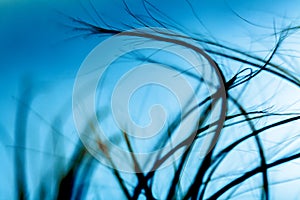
{"left": 1, "top": 0, "right": 300, "bottom": 199}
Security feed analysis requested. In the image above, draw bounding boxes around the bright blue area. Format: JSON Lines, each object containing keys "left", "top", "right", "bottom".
{"left": 0, "top": 0, "right": 300, "bottom": 199}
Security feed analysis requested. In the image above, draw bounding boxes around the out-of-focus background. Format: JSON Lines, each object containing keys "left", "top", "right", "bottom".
{"left": 1, "top": 0, "right": 300, "bottom": 199}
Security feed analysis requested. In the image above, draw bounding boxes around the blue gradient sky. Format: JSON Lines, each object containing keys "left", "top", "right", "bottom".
{"left": 1, "top": 0, "right": 300, "bottom": 199}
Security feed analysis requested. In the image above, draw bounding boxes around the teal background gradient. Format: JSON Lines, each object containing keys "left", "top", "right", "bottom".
{"left": 1, "top": 0, "right": 300, "bottom": 199}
